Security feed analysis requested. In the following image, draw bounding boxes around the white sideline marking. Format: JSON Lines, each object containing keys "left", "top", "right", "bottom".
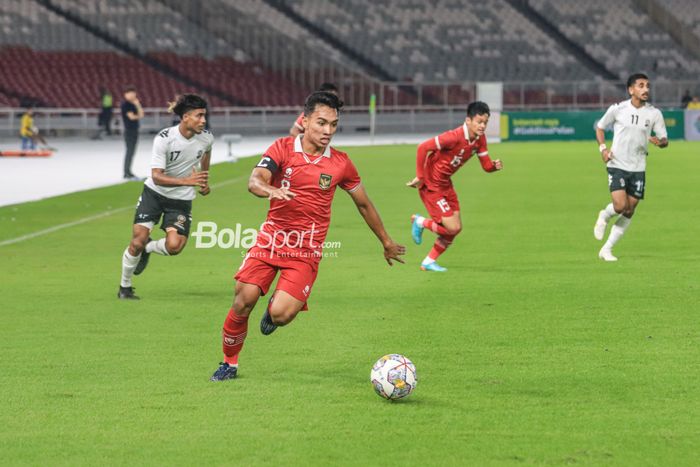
{"left": 0, "top": 176, "right": 245, "bottom": 247}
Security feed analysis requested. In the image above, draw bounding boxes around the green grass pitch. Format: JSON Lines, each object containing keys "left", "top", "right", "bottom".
{"left": 1, "top": 141, "right": 698, "bottom": 466}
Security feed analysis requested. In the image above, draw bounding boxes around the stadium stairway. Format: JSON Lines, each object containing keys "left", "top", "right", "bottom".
{"left": 262, "top": 0, "right": 432, "bottom": 103}
{"left": 34, "top": 0, "right": 248, "bottom": 106}
{"left": 633, "top": 0, "right": 700, "bottom": 61}
{"left": 504, "top": 0, "right": 618, "bottom": 80}
{"left": 261, "top": 0, "right": 398, "bottom": 83}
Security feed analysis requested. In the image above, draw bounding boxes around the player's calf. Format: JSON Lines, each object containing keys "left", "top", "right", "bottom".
{"left": 261, "top": 293, "right": 304, "bottom": 335}
{"left": 134, "top": 237, "right": 152, "bottom": 275}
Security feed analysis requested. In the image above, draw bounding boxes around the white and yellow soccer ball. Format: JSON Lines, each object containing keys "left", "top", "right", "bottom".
{"left": 370, "top": 354, "right": 417, "bottom": 400}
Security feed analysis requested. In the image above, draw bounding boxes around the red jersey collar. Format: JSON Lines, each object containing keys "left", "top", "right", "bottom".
{"left": 462, "top": 123, "right": 480, "bottom": 145}
{"left": 294, "top": 135, "right": 331, "bottom": 158}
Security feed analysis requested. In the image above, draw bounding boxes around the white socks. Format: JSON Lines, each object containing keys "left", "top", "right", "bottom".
{"left": 120, "top": 248, "right": 141, "bottom": 287}
{"left": 602, "top": 215, "right": 631, "bottom": 251}
{"left": 146, "top": 238, "right": 169, "bottom": 256}
{"left": 415, "top": 216, "right": 426, "bottom": 228}
{"left": 600, "top": 203, "right": 619, "bottom": 222}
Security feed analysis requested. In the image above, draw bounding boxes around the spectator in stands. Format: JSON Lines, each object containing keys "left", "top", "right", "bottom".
{"left": 289, "top": 83, "right": 338, "bottom": 137}
{"left": 686, "top": 96, "right": 700, "bottom": 110}
{"left": 681, "top": 90, "right": 692, "bottom": 108}
{"left": 121, "top": 86, "right": 145, "bottom": 180}
{"left": 93, "top": 87, "right": 114, "bottom": 139}
{"left": 19, "top": 108, "right": 52, "bottom": 151}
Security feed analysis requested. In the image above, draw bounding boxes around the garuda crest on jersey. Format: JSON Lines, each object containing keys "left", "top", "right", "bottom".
{"left": 319, "top": 173, "right": 332, "bottom": 190}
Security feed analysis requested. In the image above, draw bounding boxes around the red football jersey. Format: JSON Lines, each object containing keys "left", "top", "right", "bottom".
{"left": 416, "top": 123, "right": 496, "bottom": 189}
{"left": 254, "top": 135, "right": 361, "bottom": 262}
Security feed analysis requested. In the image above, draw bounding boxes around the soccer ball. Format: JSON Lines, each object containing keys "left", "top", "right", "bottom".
{"left": 370, "top": 354, "right": 417, "bottom": 400}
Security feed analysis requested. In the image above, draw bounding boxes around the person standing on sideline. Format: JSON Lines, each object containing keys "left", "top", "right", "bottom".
{"left": 121, "top": 86, "right": 144, "bottom": 180}
{"left": 93, "top": 87, "right": 113, "bottom": 139}
{"left": 593, "top": 73, "right": 668, "bottom": 261}
{"left": 117, "top": 94, "right": 212, "bottom": 300}
{"left": 19, "top": 108, "right": 52, "bottom": 150}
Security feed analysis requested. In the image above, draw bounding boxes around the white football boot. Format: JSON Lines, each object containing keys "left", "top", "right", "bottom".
{"left": 598, "top": 248, "right": 618, "bottom": 262}
{"left": 593, "top": 210, "right": 608, "bottom": 241}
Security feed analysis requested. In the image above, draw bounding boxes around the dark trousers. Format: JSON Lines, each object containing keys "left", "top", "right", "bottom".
{"left": 99, "top": 108, "right": 112, "bottom": 135}
{"left": 123, "top": 127, "right": 139, "bottom": 177}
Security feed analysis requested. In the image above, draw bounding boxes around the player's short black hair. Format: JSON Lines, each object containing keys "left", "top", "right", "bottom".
{"left": 168, "top": 94, "right": 208, "bottom": 118}
{"left": 303, "top": 91, "right": 344, "bottom": 117}
{"left": 318, "top": 82, "right": 338, "bottom": 93}
{"left": 466, "top": 101, "right": 490, "bottom": 118}
{"left": 627, "top": 73, "right": 649, "bottom": 88}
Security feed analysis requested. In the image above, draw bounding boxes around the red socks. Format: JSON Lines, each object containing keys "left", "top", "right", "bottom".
{"left": 222, "top": 307, "right": 249, "bottom": 366}
{"left": 427, "top": 235, "right": 455, "bottom": 261}
{"left": 423, "top": 218, "right": 449, "bottom": 236}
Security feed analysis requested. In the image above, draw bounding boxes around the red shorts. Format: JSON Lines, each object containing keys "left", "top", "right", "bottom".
{"left": 234, "top": 246, "right": 319, "bottom": 310}
{"left": 419, "top": 186, "right": 460, "bottom": 221}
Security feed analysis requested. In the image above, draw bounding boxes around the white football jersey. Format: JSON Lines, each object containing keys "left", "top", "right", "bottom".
{"left": 145, "top": 125, "right": 214, "bottom": 200}
{"left": 596, "top": 99, "right": 667, "bottom": 172}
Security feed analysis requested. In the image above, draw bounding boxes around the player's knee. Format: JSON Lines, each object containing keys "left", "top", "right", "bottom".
{"left": 165, "top": 240, "right": 185, "bottom": 255}
{"left": 129, "top": 237, "right": 147, "bottom": 254}
{"left": 612, "top": 202, "right": 626, "bottom": 214}
{"left": 445, "top": 224, "right": 462, "bottom": 236}
{"left": 269, "top": 304, "right": 298, "bottom": 326}
{"left": 232, "top": 297, "right": 255, "bottom": 317}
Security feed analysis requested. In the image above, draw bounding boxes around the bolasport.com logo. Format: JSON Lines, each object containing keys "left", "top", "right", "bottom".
{"left": 191, "top": 221, "right": 341, "bottom": 257}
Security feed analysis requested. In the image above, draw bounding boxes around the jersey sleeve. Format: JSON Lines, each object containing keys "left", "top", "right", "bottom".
{"left": 596, "top": 104, "right": 617, "bottom": 130}
{"left": 416, "top": 130, "right": 459, "bottom": 178}
{"left": 476, "top": 135, "right": 489, "bottom": 158}
{"left": 652, "top": 110, "right": 668, "bottom": 139}
{"left": 339, "top": 158, "right": 362, "bottom": 192}
{"left": 256, "top": 138, "right": 285, "bottom": 174}
{"left": 205, "top": 131, "right": 214, "bottom": 152}
{"left": 476, "top": 136, "right": 497, "bottom": 172}
{"left": 151, "top": 133, "right": 169, "bottom": 169}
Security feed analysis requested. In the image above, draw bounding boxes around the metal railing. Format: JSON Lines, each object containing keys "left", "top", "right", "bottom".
{"left": 2, "top": 79, "right": 698, "bottom": 136}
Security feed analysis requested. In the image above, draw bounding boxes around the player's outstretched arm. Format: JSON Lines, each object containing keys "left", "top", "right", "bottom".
{"left": 248, "top": 167, "right": 295, "bottom": 200}
{"left": 409, "top": 138, "right": 437, "bottom": 187}
{"left": 478, "top": 155, "right": 502, "bottom": 172}
{"left": 347, "top": 185, "right": 406, "bottom": 266}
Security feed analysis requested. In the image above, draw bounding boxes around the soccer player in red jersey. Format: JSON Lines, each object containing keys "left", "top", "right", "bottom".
{"left": 211, "top": 91, "right": 406, "bottom": 381}
{"left": 406, "top": 101, "right": 503, "bottom": 272}
{"left": 289, "top": 82, "right": 338, "bottom": 137}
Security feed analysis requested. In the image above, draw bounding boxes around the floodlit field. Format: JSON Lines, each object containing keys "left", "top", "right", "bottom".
{"left": 1, "top": 141, "right": 698, "bottom": 465}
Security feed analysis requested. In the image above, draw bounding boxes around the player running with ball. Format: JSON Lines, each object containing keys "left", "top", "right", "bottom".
{"left": 407, "top": 101, "right": 502, "bottom": 272}
{"left": 211, "top": 91, "right": 405, "bottom": 381}
{"left": 593, "top": 73, "right": 668, "bottom": 261}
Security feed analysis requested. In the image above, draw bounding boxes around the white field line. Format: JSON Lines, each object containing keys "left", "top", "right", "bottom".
{"left": 0, "top": 176, "right": 245, "bottom": 247}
